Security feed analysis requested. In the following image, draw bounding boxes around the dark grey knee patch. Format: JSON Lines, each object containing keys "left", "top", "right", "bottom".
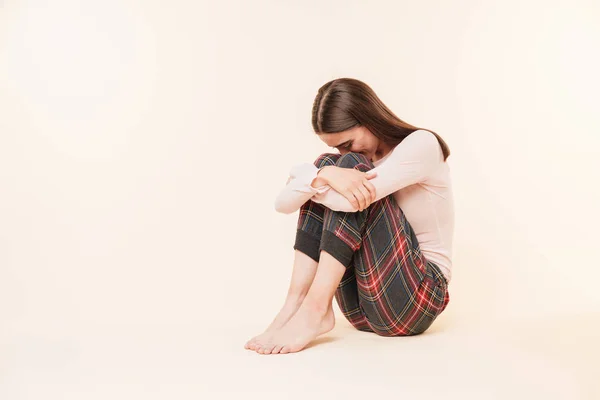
{"left": 313, "top": 153, "right": 341, "bottom": 169}
{"left": 336, "top": 153, "right": 373, "bottom": 169}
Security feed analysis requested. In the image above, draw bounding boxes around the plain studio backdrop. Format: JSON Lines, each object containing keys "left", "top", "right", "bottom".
{"left": 1, "top": 0, "right": 599, "bottom": 399}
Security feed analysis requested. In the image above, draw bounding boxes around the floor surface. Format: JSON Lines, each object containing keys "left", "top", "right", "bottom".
{"left": 2, "top": 310, "right": 598, "bottom": 399}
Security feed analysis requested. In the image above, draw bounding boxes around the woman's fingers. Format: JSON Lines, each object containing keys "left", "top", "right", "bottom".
{"left": 364, "top": 171, "right": 377, "bottom": 202}
{"left": 343, "top": 189, "right": 360, "bottom": 210}
{"left": 353, "top": 189, "right": 366, "bottom": 210}
{"left": 339, "top": 170, "right": 378, "bottom": 210}
{"left": 348, "top": 188, "right": 367, "bottom": 210}
{"left": 356, "top": 185, "right": 371, "bottom": 210}
{"left": 363, "top": 180, "right": 376, "bottom": 203}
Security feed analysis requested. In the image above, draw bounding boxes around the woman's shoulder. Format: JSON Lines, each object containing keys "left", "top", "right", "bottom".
{"left": 381, "top": 130, "right": 441, "bottom": 165}
{"left": 399, "top": 129, "right": 440, "bottom": 155}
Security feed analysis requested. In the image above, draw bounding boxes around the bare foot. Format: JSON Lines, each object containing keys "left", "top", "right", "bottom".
{"left": 254, "top": 302, "right": 335, "bottom": 355}
{"left": 244, "top": 297, "right": 303, "bottom": 351}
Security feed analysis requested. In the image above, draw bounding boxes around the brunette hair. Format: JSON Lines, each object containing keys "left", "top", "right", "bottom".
{"left": 311, "top": 78, "right": 450, "bottom": 161}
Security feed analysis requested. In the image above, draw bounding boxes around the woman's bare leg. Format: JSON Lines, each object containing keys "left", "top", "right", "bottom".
{"left": 253, "top": 250, "right": 345, "bottom": 355}
{"left": 244, "top": 250, "right": 319, "bottom": 350}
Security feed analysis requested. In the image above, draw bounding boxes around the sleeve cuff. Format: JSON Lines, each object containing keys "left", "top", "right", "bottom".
{"left": 288, "top": 163, "right": 331, "bottom": 194}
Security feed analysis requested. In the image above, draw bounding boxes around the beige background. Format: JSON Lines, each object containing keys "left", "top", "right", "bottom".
{"left": 1, "top": 0, "right": 599, "bottom": 399}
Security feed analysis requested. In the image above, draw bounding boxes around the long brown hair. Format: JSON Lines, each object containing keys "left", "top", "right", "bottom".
{"left": 311, "top": 78, "right": 451, "bottom": 161}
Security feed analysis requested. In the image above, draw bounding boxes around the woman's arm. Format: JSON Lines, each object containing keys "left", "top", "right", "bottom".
{"left": 274, "top": 130, "right": 442, "bottom": 214}
{"left": 273, "top": 163, "right": 332, "bottom": 214}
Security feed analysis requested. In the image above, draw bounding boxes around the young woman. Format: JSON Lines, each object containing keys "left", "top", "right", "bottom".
{"left": 244, "top": 78, "right": 454, "bottom": 355}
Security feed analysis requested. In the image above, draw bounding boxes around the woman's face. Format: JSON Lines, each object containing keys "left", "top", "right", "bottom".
{"left": 317, "top": 125, "right": 391, "bottom": 163}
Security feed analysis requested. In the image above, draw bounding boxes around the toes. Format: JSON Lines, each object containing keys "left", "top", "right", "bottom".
{"left": 245, "top": 338, "right": 256, "bottom": 349}
{"left": 251, "top": 340, "right": 264, "bottom": 350}
{"left": 262, "top": 343, "right": 276, "bottom": 354}
{"left": 272, "top": 344, "right": 283, "bottom": 354}
{"left": 280, "top": 346, "right": 290, "bottom": 354}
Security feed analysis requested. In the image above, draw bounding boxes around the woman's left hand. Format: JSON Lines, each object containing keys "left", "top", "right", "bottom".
{"left": 317, "top": 166, "right": 377, "bottom": 211}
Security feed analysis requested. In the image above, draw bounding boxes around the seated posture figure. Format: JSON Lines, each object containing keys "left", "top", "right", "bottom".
{"left": 245, "top": 78, "right": 454, "bottom": 355}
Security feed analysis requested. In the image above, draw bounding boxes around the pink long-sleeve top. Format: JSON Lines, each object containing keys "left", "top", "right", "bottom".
{"left": 275, "top": 129, "right": 454, "bottom": 283}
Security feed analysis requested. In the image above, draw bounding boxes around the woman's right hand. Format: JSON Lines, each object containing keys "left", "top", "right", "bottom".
{"left": 317, "top": 166, "right": 378, "bottom": 211}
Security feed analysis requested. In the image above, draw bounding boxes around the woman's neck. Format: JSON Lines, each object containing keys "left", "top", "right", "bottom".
{"left": 373, "top": 143, "right": 394, "bottom": 163}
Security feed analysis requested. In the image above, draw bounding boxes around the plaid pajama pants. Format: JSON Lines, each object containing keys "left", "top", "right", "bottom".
{"left": 293, "top": 152, "right": 450, "bottom": 336}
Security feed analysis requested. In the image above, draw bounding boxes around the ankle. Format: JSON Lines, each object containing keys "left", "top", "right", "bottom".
{"left": 284, "top": 292, "right": 306, "bottom": 307}
{"left": 300, "top": 296, "right": 331, "bottom": 316}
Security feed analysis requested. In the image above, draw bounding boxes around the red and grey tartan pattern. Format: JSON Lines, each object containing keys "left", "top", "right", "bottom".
{"left": 294, "top": 152, "right": 450, "bottom": 336}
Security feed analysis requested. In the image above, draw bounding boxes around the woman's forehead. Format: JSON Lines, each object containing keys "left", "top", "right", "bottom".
{"left": 317, "top": 129, "right": 359, "bottom": 146}
{"left": 319, "top": 133, "right": 350, "bottom": 147}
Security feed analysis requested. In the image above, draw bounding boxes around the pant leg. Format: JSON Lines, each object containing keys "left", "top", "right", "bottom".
{"left": 314, "top": 152, "right": 450, "bottom": 336}
{"left": 293, "top": 152, "right": 342, "bottom": 262}
{"left": 318, "top": 153, "right": 373, "bottom": 268}
{"left": 294, "top": 151, "right": 373, "bottom": 267}
{"left": 293, "top": 152, "right": 374, "bottom": 332}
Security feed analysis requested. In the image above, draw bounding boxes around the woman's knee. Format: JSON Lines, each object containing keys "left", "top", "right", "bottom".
{"left": 313, "top": 152, "right": 342, "bottom": 169}
{"left": 336, "top": 152, "right": 374, "bottom": 170}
